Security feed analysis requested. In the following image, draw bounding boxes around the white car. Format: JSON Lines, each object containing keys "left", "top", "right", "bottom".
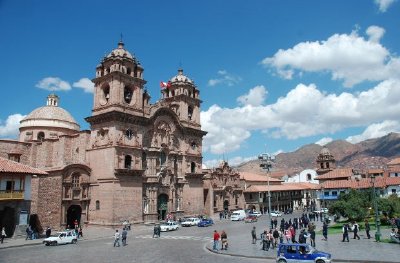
{"left": 270, "top": 211, "right": 282, "bottom": 217}
{"left": 249, "top": 211, "right": 262, "bottom": 218}
{"left": 181, "top": 217, "right": 201, "bottom": 227}
{"left": 43, "top": 231, "right": 77, "bottom": 246}
{"left": 160, "top": 221, "right": 179, "bottom": 232}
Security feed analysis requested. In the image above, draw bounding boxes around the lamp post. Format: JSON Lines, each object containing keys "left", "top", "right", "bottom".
{"left": 370, "top": 175, "right": 381, "bottom": 242}
{"left": 259, "top": 153, "right": 273, "bottom": 228}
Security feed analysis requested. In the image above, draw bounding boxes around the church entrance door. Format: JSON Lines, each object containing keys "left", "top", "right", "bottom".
{"left": 223, "top": 200, "right": 229, "bottom": 212}
{"left": 66, "top": 205, "right": 82, "bottom": 228}
{"left": 157, "top": 194, "right": 168, "bottom": 221}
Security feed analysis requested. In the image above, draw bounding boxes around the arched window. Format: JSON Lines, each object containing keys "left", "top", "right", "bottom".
{"left": 102, "top": 85, "right": 110, "bottom": 103}
{"left": 96, "top": 200, "right": 100, "bottom": 210}
{"left": 191, "top": 162, "right": 196, "bottom": 173}
{"left": 326, "top": 162, "right": 330, "bottom": 168}
{"left": 127, "top": 67, "right": 131, "bottom": 76}
{"left": 307, "top": 173, "right": 312, "bottom": 181}
{"left": 125, "top": 129, "right": 134, "bottom": 140}
{"left": 37, "top": 132, "right": 45, "bottom": 141}
{"left": 160, "top": 151, "right": 166, "bottom": 166}
{"left": 125, "top": 155, "right": 132, "bottom": 169}
{"left": 124, "top": 86, "right": 133, "bottom": 103}
{"left": 188, "top": 106, "right": 193, "bottom": 120}
{"left": 191, "top": 141, "right": 197, "bottom": 150}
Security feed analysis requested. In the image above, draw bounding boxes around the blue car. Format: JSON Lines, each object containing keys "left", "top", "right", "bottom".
{"left": 197, "top": 218, "right": 214, "bottom": 227}
{"left": 276, "top": 243, "right": 332, "bottom": 263}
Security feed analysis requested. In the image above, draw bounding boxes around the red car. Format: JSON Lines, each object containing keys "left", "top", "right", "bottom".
{"left": 244, "top": 215, "right": 258, "bottom": 223}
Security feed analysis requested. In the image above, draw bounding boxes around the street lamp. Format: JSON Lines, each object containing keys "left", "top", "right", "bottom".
{"left": 259, "top": 153, "right": 273, "bottom": 228}
{"left": 370, "top": 175, "right": 381, "bottom": 242}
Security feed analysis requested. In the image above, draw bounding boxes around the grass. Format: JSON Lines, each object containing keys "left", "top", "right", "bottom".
{"left": 315, "top": 220, "right": 392, "bottom": 235}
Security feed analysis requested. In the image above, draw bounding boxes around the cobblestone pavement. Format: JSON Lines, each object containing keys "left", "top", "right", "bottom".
{"left": 0, "top": 213, "right": 398, "bottom": 262}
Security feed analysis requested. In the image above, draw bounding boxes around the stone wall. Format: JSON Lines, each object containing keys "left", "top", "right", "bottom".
{"left": 183, "top": 177, "right": 204, "bottom": 216}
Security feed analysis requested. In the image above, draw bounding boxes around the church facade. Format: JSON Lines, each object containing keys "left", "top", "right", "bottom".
{"left": 0, "top": 41, "right": 208, "bottom": 229}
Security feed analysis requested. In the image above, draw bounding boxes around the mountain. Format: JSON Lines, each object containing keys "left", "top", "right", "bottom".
{"left": 237, "top": 132, "right": 400, "bottom": 174}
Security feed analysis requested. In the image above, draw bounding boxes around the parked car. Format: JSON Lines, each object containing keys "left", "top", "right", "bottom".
{"left": 198, "top": 218, "right": 214, "bottom": 227}
{"left": 314, "top": 208, "right": 329, "bottom": 214}
{"left": 249, "top": 211, "right": 262, "bottom": 218}
{"left": 276, "top": 243, "right": 332, "bottom": 263}
{"left": 160, "top": 221, "right": 179, "bottom": 232}
{"left": 230, "top": 210, "right": 246, "bottom": 221}
{"left": 244, "top": 215, "right": 258, "bottom": 223}
{"left": 181, "top": 217, "right": 201, "bottom": 227}
{"left": 43, "top": 230, "right": 77, "bottom": 246}
{"left": 270, "top": 211, "right": 282, "bottom": 217}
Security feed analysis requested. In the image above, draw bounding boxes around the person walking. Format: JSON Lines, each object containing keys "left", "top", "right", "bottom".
{"left": 353, "top": 222, "right": 360, "bottom": 240}
{"left": 272, "top": 228, "right": 279, "bottom": 248}
{"left": 251, "top": 226, "right": 257, "bottom": 244}
{"left": 365, "top": 220, "right": 371, "bottom": 239}
{"left": 342, "top": 223, "right": 350, "bottom": 242}
{"left": 220, "top": 230, "right": 228, "bottom": 250}
{"left": 78, "top": 226, "right": 83, "bottom": 238}
{"left": 45, "top": 227, "right": 51, "bottom": 238}
{"left": 309, "top": 228, "right": 316, "bottom": 247}
{"left": 121, "top": 227, "right": 128, "bottom": 246}
{"left": 322, "top": 222, "right": 328, "bottom": 241}
{"left": 213, "top": 230, "right": 220, "bottom": 250}
{"left": 1, "top": 227, "right": 6, "bottom": 244}
{"left": 113, "top": 229, "right": 121, "bottom": 247}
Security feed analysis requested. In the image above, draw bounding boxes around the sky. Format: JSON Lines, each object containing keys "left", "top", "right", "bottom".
{"left": 0, "top": 0, "right": 399, "bottom": 168}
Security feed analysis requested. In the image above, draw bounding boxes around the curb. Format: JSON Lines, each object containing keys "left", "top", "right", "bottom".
{"left": 204, "top": 243, "right": 397, "bottom": 263}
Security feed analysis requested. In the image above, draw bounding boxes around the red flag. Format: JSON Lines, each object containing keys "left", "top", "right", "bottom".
{"left": 160, "top": 81, "right": 171, "bottom": 89}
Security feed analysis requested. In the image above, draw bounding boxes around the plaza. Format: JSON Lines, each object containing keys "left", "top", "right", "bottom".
{"left": 1, "top": 211, "right": 398, "bottom": 263}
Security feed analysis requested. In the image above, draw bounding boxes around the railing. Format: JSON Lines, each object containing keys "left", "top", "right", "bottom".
{"left": 0, "top": 190, "right": 24, "bottom": 200}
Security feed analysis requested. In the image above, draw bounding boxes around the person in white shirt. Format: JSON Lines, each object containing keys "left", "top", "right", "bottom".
{"left": 113, "top": 230, "right": 120, "bottom": 247}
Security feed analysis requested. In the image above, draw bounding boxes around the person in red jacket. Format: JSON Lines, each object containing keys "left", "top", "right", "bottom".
{"left": 213, "top": 230, "right": 220, "bottom": 250}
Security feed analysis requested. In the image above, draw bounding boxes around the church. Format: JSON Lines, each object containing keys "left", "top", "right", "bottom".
{"left": 0, "top": 41, "right": 218, "bottom": 229}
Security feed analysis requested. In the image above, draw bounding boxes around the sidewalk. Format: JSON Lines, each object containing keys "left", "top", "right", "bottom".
{"left": 206, "top": 220, "right": 399, "bottom": 263}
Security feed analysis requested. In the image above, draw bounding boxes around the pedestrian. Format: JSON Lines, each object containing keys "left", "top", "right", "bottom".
{"left": 272, "top": 228, "right": 279, "bottom": 248}
{"left": 365, "top": 220, "right": 371, "bottom": 239}
{"left": 153, "top": 224, "right": 160, "bottom": 238}
{"left": 122, "top": 227, "right": 127, "bottom": 246}
{"left": 213, "top": 230, "right": 220, "bottom": 250}
{"left": 298, "top": 229, "right": 307, "bottom": 244}
{"left": 309, "top": 228, "right": 316, "bottom": 247}
{"left": 342, "top": 223, "right": 349, "bottom": 242}
{"left": 78, "top": 226, "right": 83, "bottom": 238}
{"left": 251, "top": 226, "right": 257, "bottom": 244}
{"left": 1, "top": 227, "right": 6, "bottom": 244}
{"left": 220, "top": 230, "right": 228, "bottom": 250}
{"left": 284, "top": 228, "right": 292, "bottom": 243}
{"left": 45, "top": 227, "right": 51, "bottom": 238}
{"left": 113, "top": 229, "right": 120, "bottom": 247}
{"left": 322, "top": 222, "right": 328, "bottom": 241}
{"left": 353, "top": 222, "right": 360, "bottom": 240}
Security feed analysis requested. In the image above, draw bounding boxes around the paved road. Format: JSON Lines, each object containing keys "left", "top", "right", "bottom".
{"left": 0, "top": 211, "right": 398, "bottom": 263}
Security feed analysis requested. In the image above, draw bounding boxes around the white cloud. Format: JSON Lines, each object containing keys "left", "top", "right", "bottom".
{"left": 262, "top": 26, "right": 400, "bottom": 87}
{"left": 0, "top": 114, "right": 26, "bottom": 138}
{"left": 346, "top": 120, "right": 400, "bottom": 143}
{"left": 73, "top": 78, "right": 94, "bottom": 93}
{"left": 375, "top": 0, "right": 397, "bottom": 12}
{"left": 203, "top": 155, "right": 256, "bottom": 169}
{"left": 315, "top": 137, "right": 333, "bottom": 146}
{"left": 207, "top": 70, "right": 242, "bottom": 87}
{"left": 237, "top": 85, "right": 267, "bottom": 106}
{"left": 36, "top": 77, "right": 71, "bottom": 91}
{"left": 201, "top": 79, "right": 400, "bottom": 154}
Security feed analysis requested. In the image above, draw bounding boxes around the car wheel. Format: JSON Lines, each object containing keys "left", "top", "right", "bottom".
{"left": 52, "top": 241, "right": 58, "bottom": 246}
{"left": 316, "top": 260, "right": 325, "bottom": 263}
{"left": 72, "top": 239, "right": 77, "bottom": 244}
{"left": 277, "top": 259, "right": 287, "bottom": 263}
{"left": 45, "top": 242, "right": 50, "bottom": 246}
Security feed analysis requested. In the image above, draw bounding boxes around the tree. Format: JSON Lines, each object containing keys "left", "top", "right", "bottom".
{"left": 330, "top": 189, "right": 371, "bottom": 221}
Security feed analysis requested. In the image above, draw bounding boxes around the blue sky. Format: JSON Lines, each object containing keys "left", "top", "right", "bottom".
{"left": 1, "top": 0, "right": 399, "bottom": 168}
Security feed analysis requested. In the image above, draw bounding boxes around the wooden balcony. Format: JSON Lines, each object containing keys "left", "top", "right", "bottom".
{"left": 0, "top": 190, "right": 24, "bottom": 200}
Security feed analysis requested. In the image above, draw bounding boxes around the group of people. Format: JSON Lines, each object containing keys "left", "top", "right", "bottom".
{"left": 213, "top": 230, "right": 228, "bottom": 251}
{"left": 113, "top": 228, "right": 128, "bottom": 247}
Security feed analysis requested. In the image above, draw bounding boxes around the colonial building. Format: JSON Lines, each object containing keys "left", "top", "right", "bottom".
{"left": 0, "top": 41, "right": 207, "bottom": 229}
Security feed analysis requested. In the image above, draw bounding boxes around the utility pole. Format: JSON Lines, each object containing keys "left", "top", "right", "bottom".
{"left": 259, "top": 153, "right": 273, "bottom": 228}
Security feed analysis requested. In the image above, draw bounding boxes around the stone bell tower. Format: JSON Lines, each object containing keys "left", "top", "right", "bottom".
{"left": 91, "top": 40, "right": 150, "bottom": 116}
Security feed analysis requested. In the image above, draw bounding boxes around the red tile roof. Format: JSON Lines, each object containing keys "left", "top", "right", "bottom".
{"left": 0, "top": 157, "right": 47, "bottom": 175}
{"left": 240, "top": 172, "right": 281, "bottom": 182}
{"left": 245, "top": 182, "right": 319, "bottom": 193}
{"left": 387, "top": 157, "right": 400, "bottom": 165}
{"left": 321, "top": 176, "right": 392, "bottom": 190}
{"left": 315, "top": 168, "right": 353, "bottom": 180}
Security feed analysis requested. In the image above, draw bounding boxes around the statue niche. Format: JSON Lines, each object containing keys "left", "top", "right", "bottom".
{"left": 152, "top": 121, "right": 172, "bottom": 148}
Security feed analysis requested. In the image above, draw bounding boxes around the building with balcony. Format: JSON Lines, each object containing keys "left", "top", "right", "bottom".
{"left": 0, "top": 157, "right": 47, "bottom": 237}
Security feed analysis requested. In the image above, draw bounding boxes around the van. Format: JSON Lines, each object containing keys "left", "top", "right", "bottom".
{"left": 230, "top": 210, "right": 246, "bottom": 221}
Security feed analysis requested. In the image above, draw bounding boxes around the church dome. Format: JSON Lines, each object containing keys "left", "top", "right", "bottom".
{"left": 106, "top": 41, "right": 135, "bottom": 60}
{"left": 20, "top": 94, "right": 80, "bottom": 131}
{"left": 169, "top": 69, "right": 194, "bottom": 85}
{"left": 320, "top": 147, "right": 331, "bottom": 156}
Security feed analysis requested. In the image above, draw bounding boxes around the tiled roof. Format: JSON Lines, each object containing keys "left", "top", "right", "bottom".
{"left": 245, "top": 182, "right": 318, "bottom": 193}
{"left": 367, "top": 168, "right": 384, "bottom": 174}
{"left": 0, "top": 157, "right": 47, "bottom": 175}
{"left": 315, "top": 168, "right": 353, "bottom": 180}
{"left": 240, "top": 172, "right": 281, "bottom": 182}
{"left": 321, "top": 177, "right": 392, "bottom": 190}
{"left": 386, "top": 176, "right": 400, "bottom": 186}
{"left": 387, "top": 157, "right": 400, "bottom": 165}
